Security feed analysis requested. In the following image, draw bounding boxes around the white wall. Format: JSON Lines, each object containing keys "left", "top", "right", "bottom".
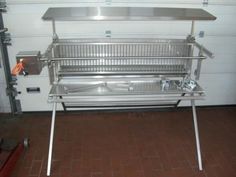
{"left": 0, "top": 0, "right": 235, "bottom": 112}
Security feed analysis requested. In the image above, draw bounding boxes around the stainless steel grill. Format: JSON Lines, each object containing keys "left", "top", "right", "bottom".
{"left": 37, "top": 7, "right": 216, "bottom": 176}
{"left": 50, "top": 38, "right": 190, "bottom": 76}
{"left": 45, "top": 37, "right": 208, "bottom": 107}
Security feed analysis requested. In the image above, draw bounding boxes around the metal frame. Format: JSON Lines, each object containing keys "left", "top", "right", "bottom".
{"left": 46, "top": 98, "right": 203, "bottom": 177}
{"left": 44, "top": 38, "right": 211, "bottom": 84}
{"left": 41, "top": 7, "right": 216, "bottom": 176}
{"left": 47, "top": 102, "right": 56, "bottom": 176}
{"left": 0, "top": 10, "right": 20, "bottom": 115}
{"left": 191, "top": 99, "right": 203, "bottom": 170}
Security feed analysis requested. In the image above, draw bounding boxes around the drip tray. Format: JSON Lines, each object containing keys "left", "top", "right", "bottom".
{"left": 49, "top": 80, "right": 204, "bottom": 96}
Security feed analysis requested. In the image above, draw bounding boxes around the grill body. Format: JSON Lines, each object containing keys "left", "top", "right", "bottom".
{"left": 49, "top": 38, "right": 191, "bottom": 78}
{"left": 40, "top": 7, "right": 216, "bottom": 176}
{"left": 46, "top": 38, "right": 206, "bottom": 107}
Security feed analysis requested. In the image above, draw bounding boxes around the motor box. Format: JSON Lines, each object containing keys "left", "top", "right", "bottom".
{"left": 16, "top": 51, "right": 42, "bottom": 75}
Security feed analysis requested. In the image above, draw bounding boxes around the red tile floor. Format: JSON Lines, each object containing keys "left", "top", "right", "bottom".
{"left": 0, "top": 107, "right": 236, "bottom": 177}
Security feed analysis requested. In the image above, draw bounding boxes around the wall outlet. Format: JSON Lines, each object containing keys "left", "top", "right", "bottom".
{"left": 199, "top": 31, "right": 205, "bottom": 38}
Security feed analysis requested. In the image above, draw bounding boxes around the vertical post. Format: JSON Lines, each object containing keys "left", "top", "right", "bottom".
{"left": 59, "top": 96, "right": 67, "bottom": 112}
{"left": 195, "top": 57, "right": 202, "bottom": 80}
{"left": 0, "top": 12, "right": 18, "bottom": 115}
{"left": 51, "top": 20, "right": 58, "bottom": 84}
{"left": 195, "top": 46, "right": 203, "bottom": 80}
{"left": 186, "top": 20, "right": 195, "bottom": 76}
{"left": 191, "top": 20, "right": 195, "bottom": 36}
{"left": 52, "top": 20, "right": 58, "bottom": 41}
{"left": 47, "top": 102, "right": 57, "bottom": 176}
{"left": 191, "top": 99, "right": 203, "bottom": 170}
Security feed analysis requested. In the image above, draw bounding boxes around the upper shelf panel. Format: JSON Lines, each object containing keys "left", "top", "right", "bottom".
{"left": 42, "top": 7, "right": 216, "bottom": 21}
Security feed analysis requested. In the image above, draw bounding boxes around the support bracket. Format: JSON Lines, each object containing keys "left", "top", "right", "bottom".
{"left": 203, "top": 0, "right": 208, "bottom": 6}
{"left": 187, "top": 35, "right": 195, "bottom": 43}
{"left": 0, "top": 27, "right": 7, "bottom": 33}
{"left": 3, "top": 33, "right": 11, "bottom": 45}
{"left": 0, "top": 0, "right": 6, "bottom": 12}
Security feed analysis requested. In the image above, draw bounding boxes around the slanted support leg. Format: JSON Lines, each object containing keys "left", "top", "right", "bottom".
{"left": 47, "top": 102, "right": 57, "bottom": 176}
{"left": 175, "top": 93, "right": 185, "bottom": 108}
{"left": 59, "top": 96, "right": 67, "bottom": 112}
{"left": 191, "top": 99, "right": 203, "bottom": 171}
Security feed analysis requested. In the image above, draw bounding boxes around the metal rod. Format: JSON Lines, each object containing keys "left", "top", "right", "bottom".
{"left": 47, "top": 102, "right": 57, "bottom": 176}
{"left": 187, "top": 21, "right": 195, "bottom": 76}
{"left": 191, "top": 99, "right": 203, "bottom": 171}
{"left": 195, "top": 58, "right": 202, "bottom": 80}
{"left": 191, "top": 20, "right": 195, "bottom": 36}
{"left": 48, "top": 95, "right": 205, "bottom": 103}
{"left": 58, "top": 71, "right": 188, "bottom": 76}
{"left": 60, "top": 105, "right": 176, "bottom": 110}
{"left": 52, "top": 20, "right": 58, "bottom": 41}
{"left": 50, "top": 56, "right": 206, "bottom": 61}
{"left": 175, "top": 93, "right": 185, "bottom": 108}
{"left": 52, "top": 20, "right": 56, "bottom": 35}
{"left": 59, "top": 96, "right": 67, "bottom": 112}
{"left": 53, "top": 41, "right": 195, "bottom": 45}
{"left": 195, "top": 42, "right": 214, "bottom": 58}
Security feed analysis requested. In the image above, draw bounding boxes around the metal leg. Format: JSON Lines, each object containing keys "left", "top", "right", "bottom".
{"left": 175, "top": 93, "right": 185, "bottom": 108}
{"left": 191, "top": 99, "right": 203, "bottom": 171}
{"left": 47, "top": 102, "right": 57, "bottom": 176}
{"left": 59, "top": 96, "right": 67, "bottom": 112}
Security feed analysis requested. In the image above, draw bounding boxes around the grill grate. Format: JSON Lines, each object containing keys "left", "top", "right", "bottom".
{"left": 50, "top": 38, "right": 191, "bottom": 75}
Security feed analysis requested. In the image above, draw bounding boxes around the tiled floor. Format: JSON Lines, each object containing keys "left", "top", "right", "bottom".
{"left": 0, "top": 107, "right": 236, "bottom": 177}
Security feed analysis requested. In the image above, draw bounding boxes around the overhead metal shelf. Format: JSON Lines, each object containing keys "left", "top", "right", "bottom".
{"left": 42, "top": 7, "right": 216, "bottom": 21}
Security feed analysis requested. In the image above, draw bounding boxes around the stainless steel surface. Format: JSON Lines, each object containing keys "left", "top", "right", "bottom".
{"left": 45, "top": 38, "right": 211, "bottom": 82}
{"left": 49, "top": 79, "right": 204, "bottom": 96}
{"left": 48, "top": 78, "right": 205, "bottom": 106}
{"left": 47, "top": 103, "right": 56, "bottom": 177}
{"left": 191, "top": 99, "right": 203, "bottom": 171}
{"left": 42, "top": 7, "right": 216, "bottom": 21}
{"left": 44, "top": 37, "right": 211, "bottom": 107}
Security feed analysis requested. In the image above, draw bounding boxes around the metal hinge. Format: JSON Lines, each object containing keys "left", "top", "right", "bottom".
{"left": 187, "top": 35, "right": 195, "bottom": 43}
{"left": 3, "top": 33, "right": 11, "bottom": 45}
{"left": 5, "top": 77, "right": 22, "bottom": 114}
{"left": 15, "top": 99, "right": 22, "bottom": 114}
{"left": 6, "top": 76, "right": 18, "bottom": 94}
{"left": 203, "top": 0, "right": 208, "bottom": 6}
{"left": 6, "top": 86, "right": 18, "bottom": 97}
{"left": 0, "top": 0, "right": 7, "bottom": 12}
